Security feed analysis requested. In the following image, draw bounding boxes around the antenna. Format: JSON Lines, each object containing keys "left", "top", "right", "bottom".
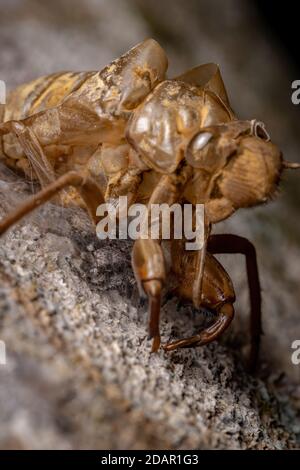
{"left": 282, "top": 161, "right": 300, "bottom": 170}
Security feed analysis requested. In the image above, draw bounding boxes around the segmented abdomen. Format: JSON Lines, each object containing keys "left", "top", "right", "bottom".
{"left": 0, "top": 71, "right": 95, "bottom": 166}
{"left": 4, "top": 71, "right": 95, "bottom": 122}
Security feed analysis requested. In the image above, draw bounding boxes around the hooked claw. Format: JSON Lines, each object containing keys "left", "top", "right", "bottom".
{"left": 162, "top": 336, "right": 203, "bottom": 352}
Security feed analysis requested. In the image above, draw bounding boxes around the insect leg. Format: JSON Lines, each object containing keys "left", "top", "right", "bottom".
{"left": 0, "top": 170, "right": 105, "bottom": 236}
{"left": 132, "top": 168, "right": 192, "bottom": 352}
{"left": 132, "top": 239, "right": 165, "bottom": 352}
{"left": 190, "top": 197, "right": 235, "bottom": 309}
{"left": 207, "top": 234, "right": 262, "bottom": 371}
{"left": 163, "top": 302, "right": 234, "bottom": 351}
{"left": 192, "top": 218, "right": 211, "bottom": 308}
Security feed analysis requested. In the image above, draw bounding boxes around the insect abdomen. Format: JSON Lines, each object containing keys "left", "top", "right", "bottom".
{"left": 1, "top": 71, "right": 95, "bottom": 167}
{"left": 3, "top": 71, "right": 95, "bottom": 121}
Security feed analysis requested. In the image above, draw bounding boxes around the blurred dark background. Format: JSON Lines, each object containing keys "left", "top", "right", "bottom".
{"left": 254, "top": 1, "right": 300, "bottom": 73}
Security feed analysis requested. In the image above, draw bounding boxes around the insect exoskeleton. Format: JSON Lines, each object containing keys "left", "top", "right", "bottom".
{"left": 0, "top": 38, "right": 168, "bottom": 183}
{"left": 171, "top": 238, "right": 235, "bottom": 310}
{"left": 126, "top": 78, "right": 234, "bottom": 175}
{"left": 1, "top": 38, "right": 297, "bottom": 370}
{"left": 184, "top": 120, "right": 283, "bottom": 222}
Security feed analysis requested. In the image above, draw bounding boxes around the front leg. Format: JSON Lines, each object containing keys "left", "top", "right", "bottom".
{"left": 131, "top": 167, "right": 192, "bottom": 352}
{"left": 163, "top": 302, "right": 234, "bottom": 351}
{"left": 132, "top": 239, "right": 165, "bottom": 352}
{"left": 164, "top": 245, "right": 235, "bottom": 352}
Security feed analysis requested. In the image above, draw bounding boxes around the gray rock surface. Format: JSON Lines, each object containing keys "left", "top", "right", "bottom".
{"left": 0, "top": 0, "right": 299, "bottom": 449}
{"left": 0, "top": 166, "right": 297, "bottom": 449}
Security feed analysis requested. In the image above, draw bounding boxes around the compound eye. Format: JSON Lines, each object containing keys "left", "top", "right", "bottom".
{"left": 191, "top": 131, "right": 213, "bottom": 151}
{"left": 251, "top": 120, "right": 270, "bottom": 141}
{"left": 186, "top": 131, "right": 213, "bottom": 168}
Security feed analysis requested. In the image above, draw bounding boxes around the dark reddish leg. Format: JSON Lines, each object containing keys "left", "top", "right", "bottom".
{"left": 163, "top": 302, "right": 234, "bottom": 351}
{"left": 207, "top": 234, "right": 262, "bottom": 371}
{"left": 0, "top": 170, "right": 105, "bottom": 235}
{"left": 132, "top": 239, "right": 165, "bottom": 352}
